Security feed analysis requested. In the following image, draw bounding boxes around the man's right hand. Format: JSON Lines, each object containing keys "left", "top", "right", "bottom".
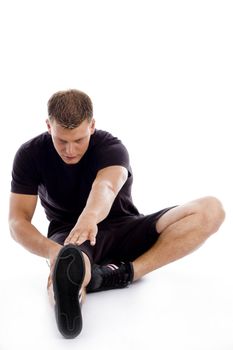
{"left": 48, "top": 243, "right": 63, "bottom": 274}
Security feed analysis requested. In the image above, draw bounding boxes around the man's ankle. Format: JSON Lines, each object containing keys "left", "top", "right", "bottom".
{"left": 82, "top": 252, "right": 91, "bottom": 287}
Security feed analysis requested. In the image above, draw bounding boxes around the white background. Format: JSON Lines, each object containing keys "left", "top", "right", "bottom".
{"left": 0, "top": 1, "right": 232, "bottom": 349}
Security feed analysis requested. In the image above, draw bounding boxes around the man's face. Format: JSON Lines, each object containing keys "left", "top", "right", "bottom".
{"left": 46, "top": 118, "right": 95, "bottom": 164}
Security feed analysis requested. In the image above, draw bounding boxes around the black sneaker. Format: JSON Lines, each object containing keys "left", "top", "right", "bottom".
{"left": 52, "top": 244, "right": 85, "bottom": 338}
{"left": 86, "top": 261, "right": 134, "bottom": 293}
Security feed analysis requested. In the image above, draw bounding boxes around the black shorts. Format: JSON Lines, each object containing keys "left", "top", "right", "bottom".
{"left": 48, "top": 207, "right": 174, "bottom": 264}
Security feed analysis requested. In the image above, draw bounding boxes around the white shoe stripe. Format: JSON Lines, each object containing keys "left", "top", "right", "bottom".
{"left": 79, "top": 291, "right": 82, "bottom": 304}
{"left": 107, "top": 264, "right": 119, "bottom": 270}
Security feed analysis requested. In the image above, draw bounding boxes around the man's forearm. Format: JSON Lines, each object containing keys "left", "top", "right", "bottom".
{"left": 64, "top": 166, "right": 127, "bottom": 246}
{"left": 80, "top": 181, "right": 116, "bottom": 223}
{"left": 9, "top": 219, "right": 60, "bottom": 259}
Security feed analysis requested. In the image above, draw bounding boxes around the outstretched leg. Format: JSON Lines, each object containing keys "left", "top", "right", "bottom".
{"left": 132, "top": 196, "right": 225, "bottom": 281}
{"left": 47, "top": 249, "right": 91, "bottom": 306}
{"left": 47, "top": 245, "right": 92, "bottom": 338}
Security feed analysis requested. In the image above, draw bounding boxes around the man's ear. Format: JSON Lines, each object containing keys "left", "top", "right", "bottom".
{"left": 46, "top": 119, "right": 52, "bottom": 134}
{"left": 90, "top": 118, "right": 96, "bottom": 134}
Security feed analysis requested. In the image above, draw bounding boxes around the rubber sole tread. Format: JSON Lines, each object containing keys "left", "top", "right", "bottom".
{"left": 52, "top": 244, "right": 85, "bottom": 338}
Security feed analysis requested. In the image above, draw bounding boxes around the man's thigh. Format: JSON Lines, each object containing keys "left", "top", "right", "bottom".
{"left": 94, "top": 207, "right": 175, "bottom": 263}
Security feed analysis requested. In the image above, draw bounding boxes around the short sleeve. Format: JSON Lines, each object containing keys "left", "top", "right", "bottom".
{"left": 11, "top": 145, "right": 39, "bottom": 195}
{"left": 92, "top": 133, "right": 131, "bottom": 176}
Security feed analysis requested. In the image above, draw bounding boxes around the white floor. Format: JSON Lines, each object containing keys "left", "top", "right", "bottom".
{"left": 1, "top": 210, "right": 232, "bottom": 350}
{"left": 1, "top": 1, "right": 233, "bottom": 349}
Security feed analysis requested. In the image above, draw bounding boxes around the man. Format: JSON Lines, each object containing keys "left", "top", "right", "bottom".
{"left": 9, "top": 89, "right": 225, "bottom": 338}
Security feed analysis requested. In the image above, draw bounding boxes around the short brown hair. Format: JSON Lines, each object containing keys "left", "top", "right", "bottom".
{"left": 47, "top": 89, "right": 93, "bottom": 129}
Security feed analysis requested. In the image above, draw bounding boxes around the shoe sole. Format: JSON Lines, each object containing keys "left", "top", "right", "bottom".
{"left": 52, "top": 244, "right": 85, "bottom": 338}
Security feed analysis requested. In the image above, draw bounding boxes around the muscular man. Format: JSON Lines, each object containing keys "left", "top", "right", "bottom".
{"left": 9, "top": 89, "right": 225, "bottom": 338}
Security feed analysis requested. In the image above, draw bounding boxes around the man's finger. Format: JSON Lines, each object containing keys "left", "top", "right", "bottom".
{"left": 89, "top": 231, "right": 96, "bottom": 246}
{"left": 64, "top": 235, "right": 75, "bottom": 245}
{"left": 64, "top": 230, "right": 76, "bottom": 245}
{"left": 76, "top": 233, "right": 89, "bottom": 245}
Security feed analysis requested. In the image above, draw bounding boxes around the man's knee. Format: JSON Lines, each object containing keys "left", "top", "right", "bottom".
{"left": 196, "top": 196, "right": 225, "bottom": 236}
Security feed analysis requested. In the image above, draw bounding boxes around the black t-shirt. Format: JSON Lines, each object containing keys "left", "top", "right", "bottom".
{"left": 11, "top": 129, "right": 139, "bottom": 229}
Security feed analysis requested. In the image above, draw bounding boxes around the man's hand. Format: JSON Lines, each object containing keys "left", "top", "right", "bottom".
{"left": 64, "top": 214, "right": 98, "bottom": 246}
{"left": 48, "top": 242, "right": 63, "bottom": 274}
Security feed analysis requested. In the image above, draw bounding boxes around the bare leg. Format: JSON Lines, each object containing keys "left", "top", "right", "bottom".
{"left": 47, "top": 251, "right": 91, "bottom": 306}
{"left": 132, "top": 196, "right": 225, "bottom": 281}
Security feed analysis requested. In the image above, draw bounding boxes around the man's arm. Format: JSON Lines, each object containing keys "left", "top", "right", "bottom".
{"left": 8, "top": 193, "right": 62, "bottom": 264}
{"left": 65, "top": 165, "right": 128, "bottom": 246}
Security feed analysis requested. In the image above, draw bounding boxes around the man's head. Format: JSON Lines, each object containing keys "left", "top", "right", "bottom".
{"left": 46, "top": 89, "right": 95, "bottom": 165}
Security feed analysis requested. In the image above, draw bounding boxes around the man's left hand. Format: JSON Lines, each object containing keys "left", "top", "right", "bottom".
{"left": 64, "top": 214, "right": 98, "bottom": 246}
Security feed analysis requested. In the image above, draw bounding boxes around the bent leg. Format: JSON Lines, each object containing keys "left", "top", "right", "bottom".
{"left": 132, "top": 196, "right": 225, "bottom": 281}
